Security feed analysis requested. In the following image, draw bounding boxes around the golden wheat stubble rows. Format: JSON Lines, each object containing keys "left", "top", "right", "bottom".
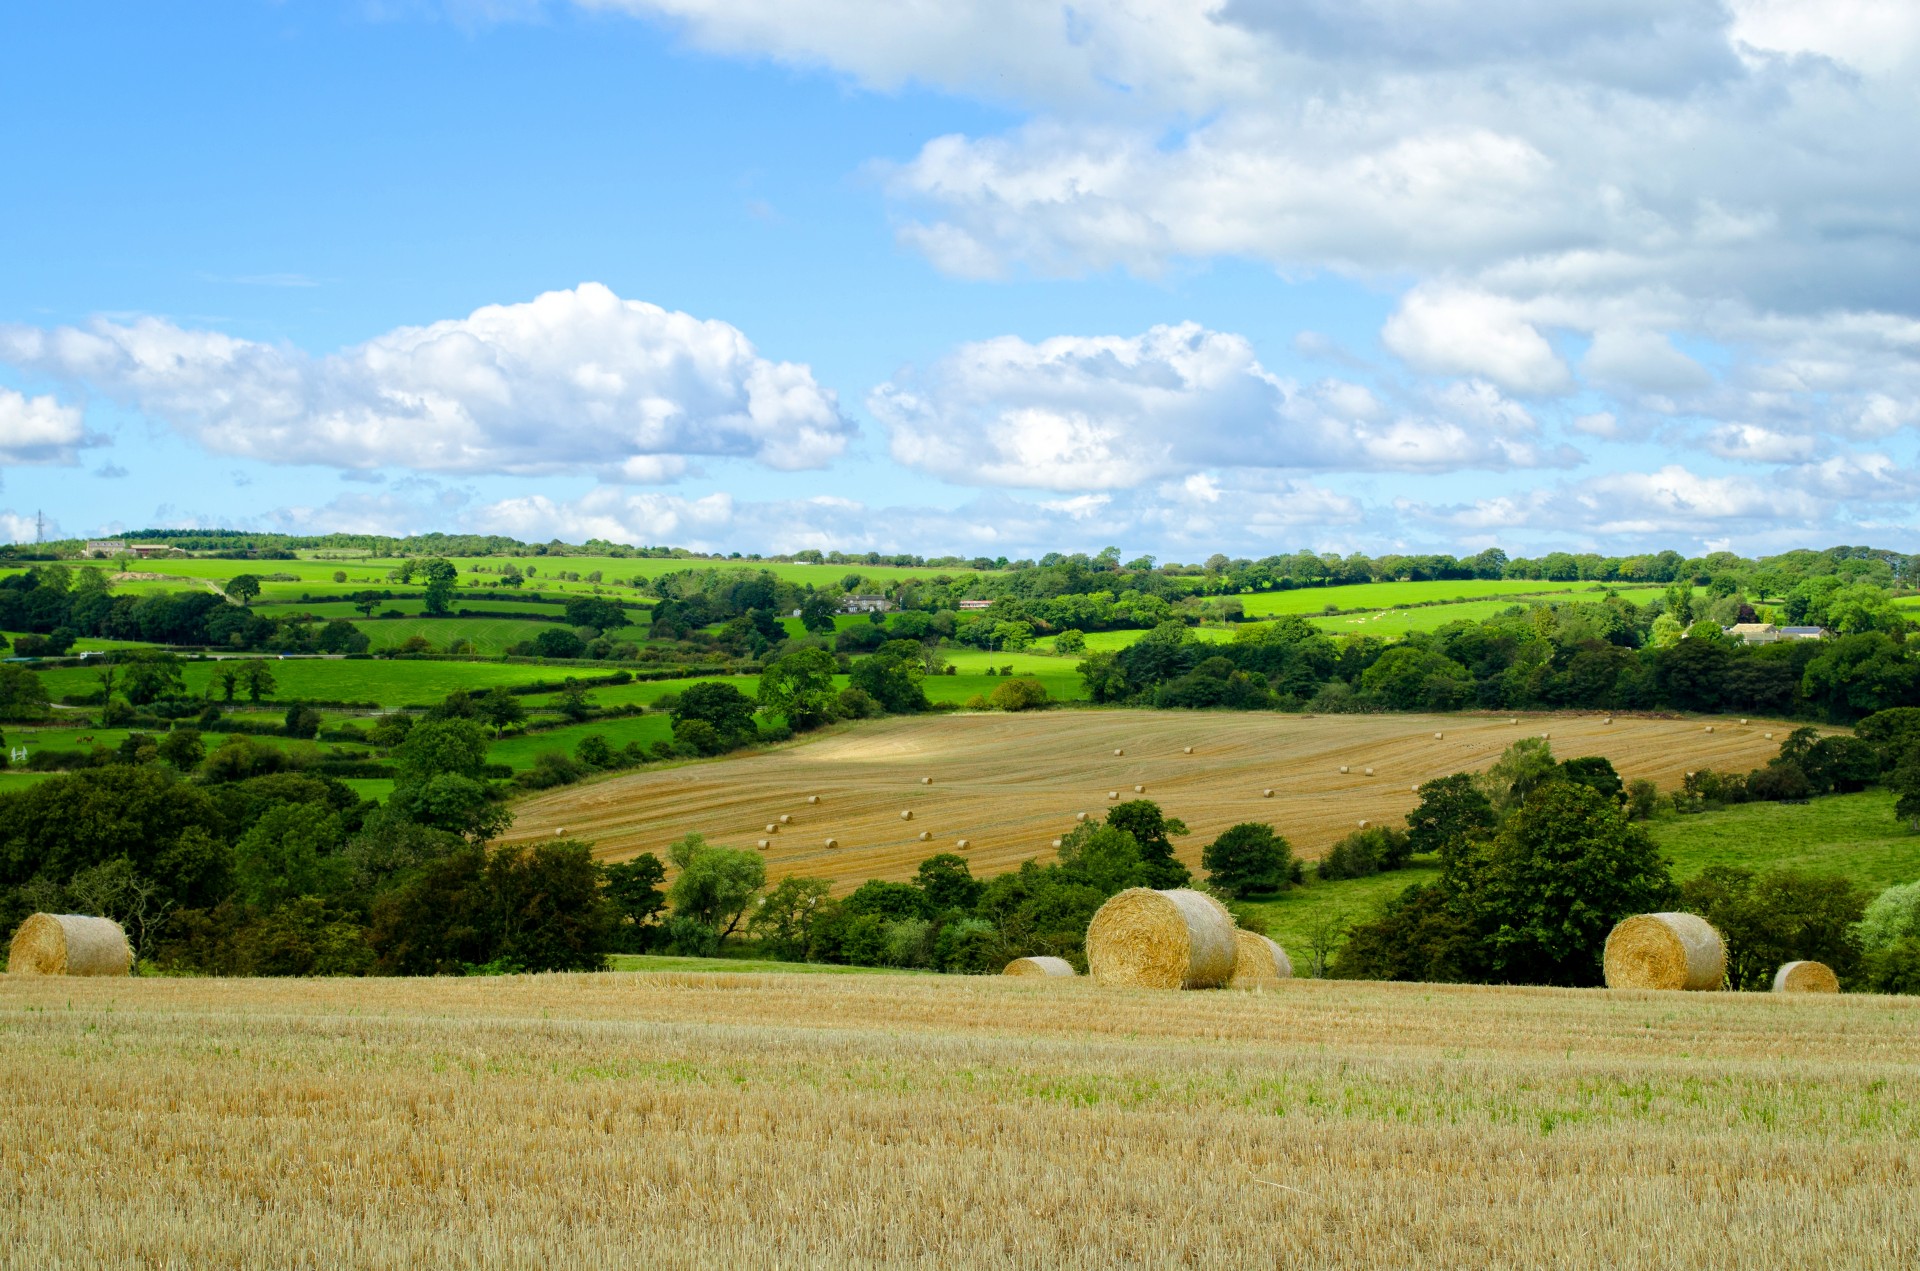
{"left": 504, "top": 710, "right": 1796, "bottom": 892}
{"left": 1, "top": 974, "right": 1915, "bottom": 1269}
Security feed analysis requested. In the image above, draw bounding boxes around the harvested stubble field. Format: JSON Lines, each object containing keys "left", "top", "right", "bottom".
{"left": 1, "top": 973, "right": 1914, "bottom": 1268}
{"left": 504, "top": 710, "right": 1797, "bottom": 889}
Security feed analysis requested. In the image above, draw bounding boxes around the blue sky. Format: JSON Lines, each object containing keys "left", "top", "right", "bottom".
{"left": 4, "top": 1, "right": 1918, "bottom": 559}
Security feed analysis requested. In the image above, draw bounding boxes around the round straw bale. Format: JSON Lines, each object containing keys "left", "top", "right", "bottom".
{"left": 1113, "top": 748, "right": 1124, "bottom": 756}
{"left": 921, "top": 776, "right": 933, "bottom": 785}
{"left": 1075, "top": 812, "right": 1088, "bottom": 822}
{"left": 1051, "top": 837, "right": 1063, "bottom": 848}
{"left": 1410, "top": 785, "right": 1420, "bottom": 793}
{"left": 955, "top": 838, "right": 970, "bottom": 849}
{"left": 918, "top": 830, "right": 932, "bottom": 841}
{"left": 807, "top": 795, "right": 819, "bottom": 805}
{"left": 756, "top": 839, "right": 769, "bottom": 849}
{"left": 1338, "top": 765, "right": 1349, "bottom": 774}
{"left": 1182, "top": 746, "right": 1193, "bottom": 754}
{"left": 1133, "top": 783, "right": 1145, "bottom": 793}
{"left": 1085, "top": 888, "right": 1238, "bottom": 990}
{"left": 779, "top": 814, "right": 792, "bottom": 824}
{"left": 1262, "top": 788, "right": 1274, "bottom": 798}
{"left": 1705, "top": 725, "right": 1714, "bottom": 733}
{"left": 1357, "top": 819, "right": 1369, "bottom": 828}
{"left": 1765, "top": 732, "right": 1774, "bottom": 740}
{"left": 1107, "top": 790, "right": 1119, "bottom": 800}
{"left": 1228, "top": 931, "right": 1293, "bottom": 988}
{"left": 824, "top": 837, "right": 838, "bottom": 849}
{"left": 765, "top": 823, "right": 778, "bottom": 833}
{"left": 900, "top": 809, "right": 913, "bottom": 821}
{"left": 1772, "top": 960, "right": 1839, "bottom": 994}
{"left": 1004, "top": 955, "right": 1076, "bottom": 978}
{"left": 1740, "top": 718, "right": 1749, "bottom": 726}
{"left": 1510, "top": 718, "right": 1518, "bottom": 724}
{"left": 1603, "top": 716, "right": 1612, "bottom": 724}
{"left": 7, "top": 914, "right": 132, "bottom": 977}
{"left": 1604, "top": 912, "right": 1726, "bottom": 990}
{"left": 1433, "top": 731, "right": 1444, "bottom": 739}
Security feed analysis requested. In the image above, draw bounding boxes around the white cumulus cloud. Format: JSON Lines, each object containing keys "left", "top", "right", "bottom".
{"left": 0, "top": 283, "right": 852, "bottom": 477}
{"left": 870, "top": 321, "right": 1574, "bottom": 491}
{"left": 0, "top": 387, "right": 96, "bottom": 465}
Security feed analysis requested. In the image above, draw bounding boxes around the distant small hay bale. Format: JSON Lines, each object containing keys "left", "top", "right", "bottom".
{"left": 7, "top": 914, "right": 132, "bottom": 977}
{"left": 1410, "top": 785, "right": 1420, "bottom": 793}
{"left": 1705, "top": 726, "right": 1715, "bottom": 733}
{"left": 807, "top": 795, "right": 820, "bottom": 805}
{"left": 1338, "top": 765, "right": 1349, "bottom": 774}
{"left": 1765, "top": 732, "right": 1774, "bottom": 740}
{"left": 1086, "top": 888, "right": 1238, "bottom": 990}
{"left": 1076, "top": 812, "right": 1088, "bottom": 822}
{"left": 1740, "top": 718, "right": 1749, "bottom": 726}
{"left": 1182, "top": 746, "right": 1193, "bottom": 754}
{"left": 1510, "top": 718, "right": 1519, "bottom": 724}
{"left": 1133, "top": 783, "right": 1145, "bottom": 793}
{"left": 921, "top": 776, "right": 933, "bottom": 785}
{"left": 778, "top": 814, "right": 792, "bottom": 824}
{"left": 756, "top": 839, "right": 770, "bottom": 850}
{"left": 1113, "top": 748, "right": 1125, "bottom": 756}
{"left": 1603, "top": 716, "right": 1612, "bottom": 724}
{"left": 1229, "top": 931, "right": 1293, "bottom": 988}
{"left": 824, "top": 837, "right": 839, "bottom": 849}
{"left": 1051, "top": 838, "right": 1063, "bottom": 848}
{"left": 1433, "top": 731, "right": 1444, "bottom": 739}
{"left": 918, "top": 830, "right": 932, "bottom": 841}
{"left": 765, "top": 823, "right": 779, "bottom": 833}
{"left": 1604, "top": 913, "right": 1726, "bottom": 991}
{"left": 956, "top": 838, "right": 970, "bottom": 849}
{"left": 1107, "top": 790, "right": 1119, "bottom": 800}
{"left": 1541, "top": 732, "right": 1551, "bottom": 739}
{"left": 1357, "top": 819, "right": 1369, "bottom": 828}
{"left": 1772, "top": 961, "right": 1840, "bottom": 994}
{"left": 1262, "top": 788, "right": 1274, "bottom": 798}
{"left": 1364, "top": 767, "right": 1375, "bottom": 776}
{"left": 1004, "top": 956, "right": 1076, "bottom": 978}
{"left": 900, "top": 809, "right": 913, "bottom": 821}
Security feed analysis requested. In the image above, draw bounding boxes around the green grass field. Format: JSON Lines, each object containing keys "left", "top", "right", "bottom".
{"left": 31, "top": 657, "right": 610, "bottom": 709}
{"left": 1305, "top": 597, "right": 1560, "bottom": 637}
{"left": 348, "top": 616, "right": 560, "bottom": 655}
{"left": 931, "top": 649, "right": 1090, "bottom": 705}
{"left": 1236, "top": 578, "right": 1638, "bottom": 618}
{"left": 486, "top": 714, "right": 675, "bottom": 771}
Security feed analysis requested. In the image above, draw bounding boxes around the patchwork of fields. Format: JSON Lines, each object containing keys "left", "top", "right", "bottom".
{"left": 3, "top": 971, "right": 1913, "bottom": 1267}
{"left": 502, "top": 710, "right": 1798, "bottom": 890}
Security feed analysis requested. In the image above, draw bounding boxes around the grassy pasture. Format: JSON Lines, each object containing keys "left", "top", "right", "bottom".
{"left": 2, "top": 972, "right": 1913, "bottom": 1267}
{"left": 348, "top": 616, "right": 560, "bottom": 656}
{"left": 487, "top": 715, "right": 675, "bottom": 771}
{"left": 1305, "top": 596, "right": 1563, "bottom": 637}
{"left": 1235, "top": 578, "right": 1631, "bottom": 617}
{"left": 502, "top": 710, "right": 1798, "bottom": 892}
{"left": 31, "top": 657, "right": 604, "bottom": 709}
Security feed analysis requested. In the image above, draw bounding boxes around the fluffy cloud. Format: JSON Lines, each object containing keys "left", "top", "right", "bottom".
{"left": 474, "top": 474, "right": 1360, "bottom": 558}
{"left": 0, "top": 387, "right": 96, "bottom": 465}
{"left": 870, "top": 322, "right": 1573, "bottom": 491}
{"left": 1406, "top": 465, "right": 1835, "bottom": 545}
{"left": 0, "top": 284, "right": 851, "bottom": 477}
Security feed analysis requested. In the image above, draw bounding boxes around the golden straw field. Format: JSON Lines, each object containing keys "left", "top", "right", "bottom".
{"left": 504, "top": 710, "right": 1800, "bottom": 889}
{"left": 2, "top": 972, "right": 1915, "bottom": 1268}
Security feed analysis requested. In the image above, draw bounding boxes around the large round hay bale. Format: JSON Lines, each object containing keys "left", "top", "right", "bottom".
{"left": 1229, "top": 931, "right": 1292, "bottom": 988}
{"left": 1086, "top": 888, "right": 1238, "bottom": 990}
{"left": 8, "top": 914, "right": 132, "bottom": 977}
{"left": 1604, "top": 913, "right": 1725, "bottom": 990}
{"left": 1772, "top": 961, "right": 1840, "bottom": 994}
{"left": 1003, "top": 956, "right": 1076, "bottom": 978}
{"left": 807, "top": 795, "right": 819, "bottom": 805}
{"left": 900, "top": 809, "right": 913, "bottom": 821}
